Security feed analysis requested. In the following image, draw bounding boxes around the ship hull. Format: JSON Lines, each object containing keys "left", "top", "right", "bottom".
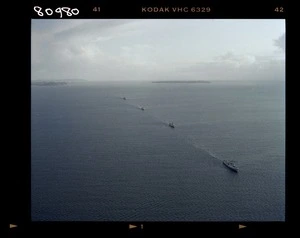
{"left": 223, "top": 161, "right": 238, "bottom": 172}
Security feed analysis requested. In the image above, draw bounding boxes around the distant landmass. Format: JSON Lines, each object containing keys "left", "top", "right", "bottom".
{"left": 31, "top": 79, "right": 87, "bottom": 86}
{"left": 152, "top": 80, "right": 211, "bottom": 83}
{"left": 31, "top": 81, "right": 68, "bottom": 86}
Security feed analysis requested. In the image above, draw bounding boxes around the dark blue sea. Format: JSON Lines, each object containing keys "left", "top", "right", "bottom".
{"left": 31, "top": 80, "right": 285, "bottom": 221}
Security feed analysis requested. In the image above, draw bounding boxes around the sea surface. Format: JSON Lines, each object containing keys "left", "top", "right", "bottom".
{"left": 31, "top": 80, "right": 285, "bottom": 221}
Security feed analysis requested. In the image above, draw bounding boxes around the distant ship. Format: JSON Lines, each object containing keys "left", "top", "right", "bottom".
{"left": 168, "top": 122, "right": 175, "bottom": 128}
{"left": 140, "top": 107, "right": 145, "bottom": 111}
{"left": 223, "top": 160, "right": 238, "bottom": 172}
{"left": 123, "top": 97, "right": 126, "bottom": 100}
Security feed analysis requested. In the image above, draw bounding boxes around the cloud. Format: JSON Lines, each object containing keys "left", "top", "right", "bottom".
{"left": 53, "top": 20, "right": 134, "bottom": 41}
{"left": 274, "top": 33, "right": 285, "bottom": 51}
{"left": 215, "top": 52, "right": 256, "bottom": 67}
{"left": 119, "top": 44, "right": 157, "bottom": 66}
{"left": 180, "top": 52, "right": 284, "bottom": 81}
{"left": 31, "top": 20, "right": 285, "bottom": 82}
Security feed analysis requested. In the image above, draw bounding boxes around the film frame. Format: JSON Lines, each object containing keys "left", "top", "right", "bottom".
{"left": 9, "top": 0, "right": 288, "bottom": 237}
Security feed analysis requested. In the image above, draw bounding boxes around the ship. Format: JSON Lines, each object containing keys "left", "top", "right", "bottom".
{"left": 123, "top": 97, "right": 126, "bottom": 100}
{"left": 140, "top": 107, "right": 145, "bottom": 111}
{"left": 223, "top": 160, "right": 238, "bottom": 172}
{"left": 168, "top": 122, "right": 175, "bottom": 128}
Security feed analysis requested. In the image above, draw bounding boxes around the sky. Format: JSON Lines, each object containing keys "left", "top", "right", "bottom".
{"left": 31, "top": 19, "right": 285, "bottom": 82}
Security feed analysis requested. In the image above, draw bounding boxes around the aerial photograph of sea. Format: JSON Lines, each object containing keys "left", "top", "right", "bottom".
{"left": 31, "top": 19, "right": 285, "bottom": 222}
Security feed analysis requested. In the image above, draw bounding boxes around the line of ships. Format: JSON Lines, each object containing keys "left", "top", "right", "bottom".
{"left": 122, "top": 96, "right": 238, "bottom": 173}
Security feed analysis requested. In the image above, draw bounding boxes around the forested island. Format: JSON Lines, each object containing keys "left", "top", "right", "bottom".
{"left": 152, "top": 80, "right": 211, "bottom": 83}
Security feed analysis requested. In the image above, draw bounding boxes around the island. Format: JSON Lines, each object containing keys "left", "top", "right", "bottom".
{"left": 31, "top": 78, "right": 87, "bottom": 86}
{"left": 31, "top": 81, "right": 68, "bottom": 86}
{"left": 152, "top": 80, "right": 211, "bottom": 83}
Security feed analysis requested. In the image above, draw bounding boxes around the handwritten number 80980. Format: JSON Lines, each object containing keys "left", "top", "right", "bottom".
{"left": 33, "top": 6, "right": 79, "bottom": 18}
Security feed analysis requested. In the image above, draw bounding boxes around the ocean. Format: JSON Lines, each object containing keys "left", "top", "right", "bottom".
{"left": 31, "top": 80, "right": 285, "bottom": 221}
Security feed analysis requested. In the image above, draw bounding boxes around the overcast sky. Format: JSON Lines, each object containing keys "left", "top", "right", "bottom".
{"left": 31, "top": 19, "right": 285, "bottom": 82}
